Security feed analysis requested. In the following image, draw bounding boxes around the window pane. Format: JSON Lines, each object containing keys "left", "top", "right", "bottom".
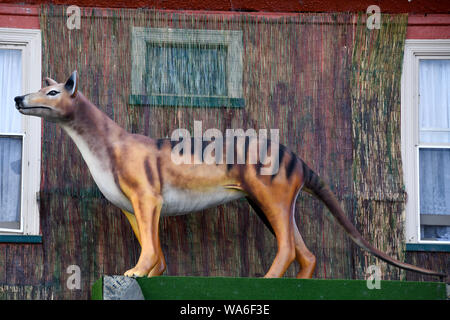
{"left": 0, "top": 48, "right": 22, "bottom": 133}
{"left": 0, "top": 48, "right": 23, "bottom": 230}
{"left": 419, "top": 148, "right": 450, "bottom": 241}
{"left": 0, "top": 136, "right": 22, "bottom": 230}
{"left": 146, "top": 43, "right": 227, "bottom": 97}
{"left": 419, "top": 59, "right": 450, "bottom": 143}
{"left": 421, "top": 226, "right": 450, "bottom": 241}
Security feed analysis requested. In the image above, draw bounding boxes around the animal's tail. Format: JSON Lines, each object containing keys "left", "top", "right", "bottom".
{"left": 300, "top": 161, "right": 447, "bottom": 280}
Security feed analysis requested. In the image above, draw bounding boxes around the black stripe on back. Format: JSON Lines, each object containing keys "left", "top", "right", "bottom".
{"left": 257, "top": 162, "right": 267, "bottom": 176}
{"left": 156, "top": 139, "right": 165, "bottom": 150}
{"left": 301, "top": 160, "right": 324, "bottom": 191}
{"left": 156, "top": 156, "right": 163, "bottom": 189}
{"left": 270, "top": 145, "right": 287, "bottom": 181}
{"left": 189, "top": 138, "right": 213, "bottom": 162}
{"left": 169, "top": 139, "right": 187, "bottom": 156}
{"left": 285, "top": 154, "right": 298, "bottom": 179}
{"left": 278, "top": 145, "right": 286, "bottom": 168}
{"left": 301, "top": 160, "right": 311, "bottom": 185}
{"left": 244, "top": 136, "right": 249, "bottom": 162}
{"left": 170, "top": 139, "right": 178, "bottom": 149}
{"left": 144, "top": 156, "right": 154, "bottom": 185}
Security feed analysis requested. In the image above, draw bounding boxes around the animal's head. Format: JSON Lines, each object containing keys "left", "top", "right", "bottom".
{"left": 14, "top": 71, "right": 78, "bottom": 122}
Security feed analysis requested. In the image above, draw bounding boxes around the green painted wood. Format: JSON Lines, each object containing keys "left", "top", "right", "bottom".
{"left": 406, "top": 243, "right": 450, "bottom": 253}
{"left": 91, "top": 277, "right": 103, "bottom": 300}
{"left": 100, "top": 276, "right": 447, "bottom": 300}
{"left": 0, "top": 235, "right": 43, "bottom": 244}
{"left": 129, "top": 94, "right": 245, "bottom": 108}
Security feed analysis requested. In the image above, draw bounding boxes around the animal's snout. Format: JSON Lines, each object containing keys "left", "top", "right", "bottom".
{"left": 14, "top": 95, "right": 24, "bottom": 108}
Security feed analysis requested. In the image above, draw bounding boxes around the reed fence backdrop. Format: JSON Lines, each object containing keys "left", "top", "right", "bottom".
{"left": 0, "top": 5, "right": 447, "bottom": 299}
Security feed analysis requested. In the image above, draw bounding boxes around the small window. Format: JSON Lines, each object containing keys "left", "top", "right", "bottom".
{"left": 0, "top": 28, "right": 41, "bottom": 236}
{"left": 130, "top": 27, "right": 244, "bottom": 108}
{"left": 402, "top": 40, "right": 450, "bottom": 245}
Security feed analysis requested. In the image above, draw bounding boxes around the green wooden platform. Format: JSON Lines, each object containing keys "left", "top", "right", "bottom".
{"left": 92, "top": 276, "right": 447, "bottom": 300}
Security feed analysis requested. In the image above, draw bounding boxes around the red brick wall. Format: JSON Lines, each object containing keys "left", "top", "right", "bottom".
{"left": 0, "top": 0, "right": 450, "bottom": 13}
{"left": 1, "top": 3, "right": 449, "bottom": 39}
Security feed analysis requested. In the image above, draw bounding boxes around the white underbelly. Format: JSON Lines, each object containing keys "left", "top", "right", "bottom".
{"left": 92, "top": 169, "right": 134, "bottom": 213}
{"left": 91, "top": 170, "right": 244, "bottom": 216}
{"left": 160, "top": 185, "right": 245, "bottom": 216}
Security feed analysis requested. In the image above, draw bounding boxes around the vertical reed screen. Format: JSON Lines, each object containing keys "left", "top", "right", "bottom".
{"left": 1, "top": 6, "right": 434, "bottom": 299}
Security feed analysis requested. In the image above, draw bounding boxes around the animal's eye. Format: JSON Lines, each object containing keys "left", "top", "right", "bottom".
{"left": 47, "top": 90, "right": 59, "bottom": 96}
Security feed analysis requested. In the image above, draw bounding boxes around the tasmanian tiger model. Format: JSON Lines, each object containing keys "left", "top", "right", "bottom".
{"left": 15, "top": 71, "right": 445, "bottom": 279}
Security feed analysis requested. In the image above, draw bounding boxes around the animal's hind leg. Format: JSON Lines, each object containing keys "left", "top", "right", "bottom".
{"left": 248, "top": 197, "right": 315, "bottom": 278}
{"left": 246, "top": 197, "right": 274, "bottom": 235}
{"left": 292, "top": 217, "right": 316, "bottom": 278}
{"left": 263, "top": 204, "right": 296, "bottom": 278}
{"left": 247, "top": 197, "right": 296, "bottom": 278}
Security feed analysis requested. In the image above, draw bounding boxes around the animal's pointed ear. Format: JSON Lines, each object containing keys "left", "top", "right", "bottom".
{"left": 64, "top": 71, "right": 78, "bottom": 97}
{"left": 44, "top": 77, "right": 57, "bottom": 86}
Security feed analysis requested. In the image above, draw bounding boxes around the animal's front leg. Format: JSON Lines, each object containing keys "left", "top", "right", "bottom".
{"left": 122, "top": 209, "right": 167, "bottom": 277}
{"left": 124, "top": 195, "right": 163, "bottom": 277}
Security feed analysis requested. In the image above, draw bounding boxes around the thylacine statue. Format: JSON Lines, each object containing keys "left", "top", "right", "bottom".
{"left": 15, "top": 71, "right": 445, "bottom": 279}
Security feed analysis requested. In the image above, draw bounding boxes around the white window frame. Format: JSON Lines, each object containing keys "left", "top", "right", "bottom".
{"left": 0, "top": 28, "right": 41, "bottom": 235}
{"left": 401, "top": 39, "right": 450, "bottom": 244}
{"left": 131, "top": 27, "right": 243, "bottom": 99}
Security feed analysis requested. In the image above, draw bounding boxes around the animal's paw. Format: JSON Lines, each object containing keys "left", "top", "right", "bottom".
{"left": 125, "top": 253, "right": 161, "bottom": 277}
{"left": 124, "top": 267, "right": 149, "bottom": 278}
{"left": 146, "top": 259, "right": 166, "bottom": 277}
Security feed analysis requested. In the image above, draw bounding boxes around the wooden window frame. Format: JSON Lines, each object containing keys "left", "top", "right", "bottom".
{"left": 0, "top": 27, "right": 41, "bottom": 236}
{"left": 130, "top": 27, "right": 244, "bottom": 108}
{"left": 401, "top": 39, "right": 450, "bottom": 246}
